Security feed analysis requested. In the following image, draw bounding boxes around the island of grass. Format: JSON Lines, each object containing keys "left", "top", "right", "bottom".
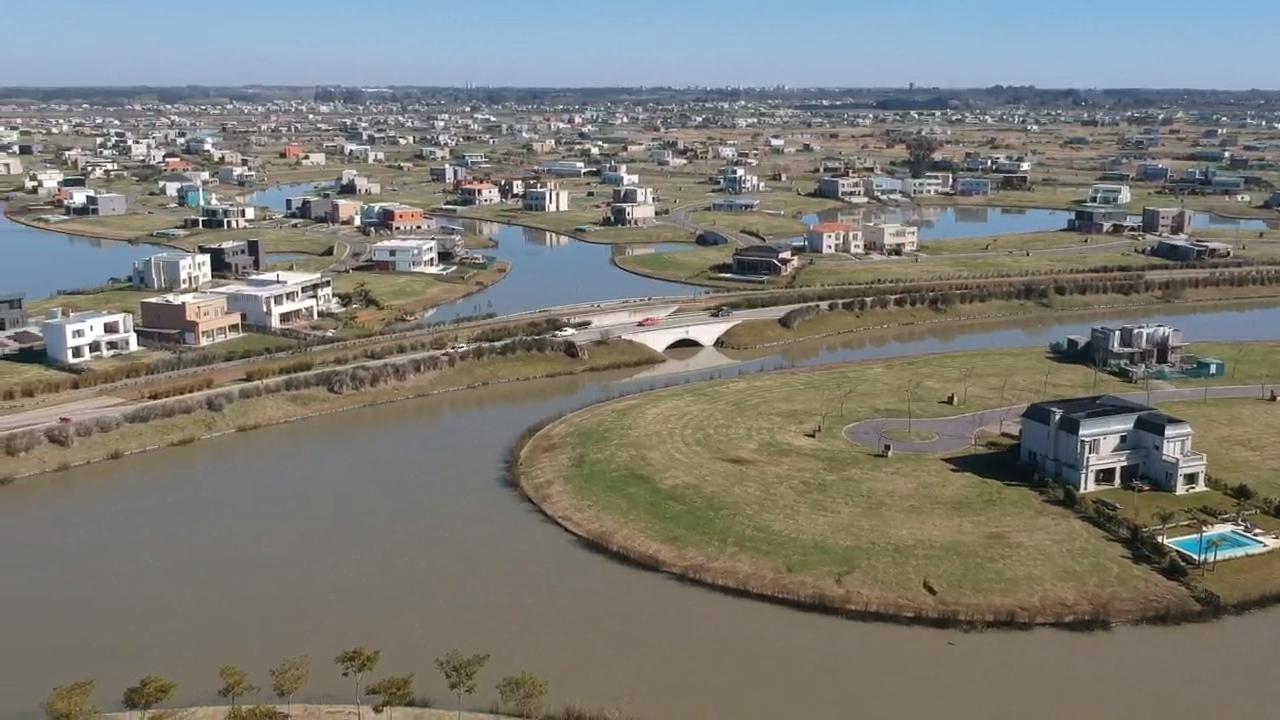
{"left": 516, "top": 345, "right": 1280, "bottom": 627}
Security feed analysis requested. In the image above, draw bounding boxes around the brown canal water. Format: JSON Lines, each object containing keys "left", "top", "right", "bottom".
{"left": 2, "top": 303, "right": 1279, "bottom": 719}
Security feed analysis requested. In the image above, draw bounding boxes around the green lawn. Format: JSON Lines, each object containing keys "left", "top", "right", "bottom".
{"left": 519, "top": 348, "right": 1203, "bottom": 624}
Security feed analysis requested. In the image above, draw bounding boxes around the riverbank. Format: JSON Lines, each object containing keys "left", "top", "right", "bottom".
{"left": 717, "top": 288, "right": 1280, "bottom": 349}
{"left": 3, "top": 203, "right": 186, "bottom": 250}
{"left": 1, "top": 340, "right": 662, "bottom": 482}
{"left": 514, "top": 345, "right": 1280, "bottom": 628}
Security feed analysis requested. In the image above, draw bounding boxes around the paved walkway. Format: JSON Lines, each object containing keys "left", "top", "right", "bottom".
{"left": 843, "top": 384, "right": 1276, "bottom": 454}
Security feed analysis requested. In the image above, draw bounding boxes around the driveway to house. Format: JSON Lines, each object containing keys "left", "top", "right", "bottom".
{"left": 662, "top": 202, "right": 760, "bottom": 247}
{"left": 843, "top": 384, "right": 1277, "bottom": 455}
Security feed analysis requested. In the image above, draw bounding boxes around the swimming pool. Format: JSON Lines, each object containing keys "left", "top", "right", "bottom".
{"left": 1166, "top": 529, "right": 1271, "bottom": 563}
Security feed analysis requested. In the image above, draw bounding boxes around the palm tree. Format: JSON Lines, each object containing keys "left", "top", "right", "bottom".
{"left": 1206, "top": 537, "right": 1226, "bottom": 572}
{"left": 1153, "top": 509, "right": 1177, "bottom": 542}
{"left": 1183, "top": 510, "right": 1208, "bottom": 572}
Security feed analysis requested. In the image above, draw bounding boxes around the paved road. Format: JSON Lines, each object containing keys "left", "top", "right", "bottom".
{"left": 663, "top": 203, "right": 760, "bottom": 247}
{"left": 843, "top": 384, "right": 1278, "bottom": 454}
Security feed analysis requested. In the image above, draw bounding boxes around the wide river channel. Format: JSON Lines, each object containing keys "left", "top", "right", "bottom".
{"left": 2, "top": 189, "right": 1279, "bottom": 718}
{"left": 2, "top": 298, "right": 1280, "bottom": 718}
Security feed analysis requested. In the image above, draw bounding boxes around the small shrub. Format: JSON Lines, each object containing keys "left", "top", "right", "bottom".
{"left": 43, "top": 424, "right": 75, "bottom": 448}
{"left": 204, "top": 395, "right": 228, "bottom": 413}
{"left": 93, "top": 415, "right": 122, "bottom": 433}
{"left": 72, "top": 421, "right": 96, "bottom": 438}
{"left": 5, "top": 430, "right": 44, "bottom": 456}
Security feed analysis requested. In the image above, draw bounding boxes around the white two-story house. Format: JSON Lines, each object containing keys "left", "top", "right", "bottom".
{"left": 1019, "top": 395, "right": 1207, "bottom": 494}
{"left": 41, "top": 309, "right": 138, "bottom": 365}
{"left": 208, "top": 271, "right": 335, "bottom": 329}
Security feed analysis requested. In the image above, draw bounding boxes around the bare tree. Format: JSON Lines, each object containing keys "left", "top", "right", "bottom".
{"left": 905, "top": 135, "right": 943, "bottom": 178}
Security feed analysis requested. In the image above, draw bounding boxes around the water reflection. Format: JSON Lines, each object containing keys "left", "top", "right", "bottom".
{"left": 802, "top": 205, "right": 1070, "bottom": 240}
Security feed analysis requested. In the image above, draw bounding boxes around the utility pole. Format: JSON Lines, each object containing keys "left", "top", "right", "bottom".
{"left": 906, "top": 379, "right": 916, "bottom": 433}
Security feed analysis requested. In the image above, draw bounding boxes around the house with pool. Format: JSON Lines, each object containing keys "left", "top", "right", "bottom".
{"left": 1019, "top": 395, "right": 1207, "bottom": 494}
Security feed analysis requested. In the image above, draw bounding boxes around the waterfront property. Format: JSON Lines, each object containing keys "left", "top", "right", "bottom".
{"left": 197, "top": 238, "right": 265, "bottom": 276}
{"left": 0, "top": 291, "right": 26, "bottom": 331}
{"left": 1089, "top": 323, "right": 1186, "bottom": 370}
{"left": 731, "top": 244, "right": 796, "bottom": 275}
{"left": 1019, "top": 395, "right": 1208, "bottom": 494}
{"left": 137, "top": 292, "right": 243, "bottom": 346}
{"left": 208, "top": 271, "right": 335, "bottom": 329}
{"left": 804, "top": 222, "right": 863, "bottom": 254}
{"left": 131, "top": 252, "right": 213, "bottom": 291}
{"left": 1141, "top": 207, "right": 1193, "bottom": 235}
{"left": 370, "top": 237, "right": 441, "bottom": 273}
{"left": 458, "top": 182, "right": 501, "bottom": 206}
{"left": 816, "top": 175, "right": 868, "bottom": 203}
{"left": 1087, "top": 183, "right": 1133, "bottom": 205}
{"left": 523, "top": 187, "right": 571, "bottom": 212}
{"left": 361, "top": 202, "right": 432, "bottom": 233}
{"left": 40, "top": 308, "right": 138, "bottom": 364}
{"left": 185, "top": 204, "right": 256, "bottom": 230}
{"left": 863, "top": 223, "right": 919, "bottom": 254}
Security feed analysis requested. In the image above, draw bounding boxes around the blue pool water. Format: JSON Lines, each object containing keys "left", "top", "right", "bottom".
{"left": 1167, "top": 529, "right": 1268, "bottom": 561}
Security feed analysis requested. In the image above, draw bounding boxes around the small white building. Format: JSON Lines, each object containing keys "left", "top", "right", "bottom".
{"left": 1020, "top": 395, "right": 1208, "bottom": 494}
{"left": 804, "top": 223, "right": 863, "bottom": 254}
{"left": 523, "top": 187, "right": 571, "bottom": 212}
{"left": 600, "top": 163, "right": 639, "bottom": 186}
{"left": 1088, "top": 183, "right": 1132, "bottom": 205}
{"left": 370, "top": 238, "right": 440, "bottom": 273}
{"left": 864, "top": 223, "right": 919, "bottom": 254}
{"left": 41, "top": 309, "right": 138, "bottom": 365}
{"left": 132, "top": 252, "right": 212, "bottom": 291}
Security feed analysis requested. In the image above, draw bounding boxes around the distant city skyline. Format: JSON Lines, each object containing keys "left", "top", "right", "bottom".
{"left": 5, "top": 0, "right": 1278, "bottom": 90}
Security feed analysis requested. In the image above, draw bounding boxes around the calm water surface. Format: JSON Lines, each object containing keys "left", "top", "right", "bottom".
{"left": 1, "top": 302, "right": 1278, "bottom": 719}
{"left": 0, "top": 206, "right": 160, "bottom": 299}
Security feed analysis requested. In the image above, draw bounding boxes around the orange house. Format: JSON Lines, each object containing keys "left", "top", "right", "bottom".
{"left": 279, "top": 145, "right": 305, "bottom": 160}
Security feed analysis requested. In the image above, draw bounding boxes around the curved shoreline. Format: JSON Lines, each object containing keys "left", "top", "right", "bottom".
{"left": 2, "top": 204, "right": 188, "bottom": 252}
{"left": 511, "top": 355, "right": 1277, "bottom": 630}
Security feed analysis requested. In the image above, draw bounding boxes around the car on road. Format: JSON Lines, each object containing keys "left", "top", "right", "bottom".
{"left": 712, "top": 306, "right": 734, "bottom": 317}
{"left": 446, "top": 343, "right": 469, "bottom": 353}
{"left": 637, "top": 317, "right": 662, "bottom": 327}
{"left": 552, "top": 327, "right": 578, "bottom": 337}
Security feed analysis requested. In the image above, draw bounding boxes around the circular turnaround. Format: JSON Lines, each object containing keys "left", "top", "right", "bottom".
{"left": 516, "top": 350, "right": 1200, "bottom": 627}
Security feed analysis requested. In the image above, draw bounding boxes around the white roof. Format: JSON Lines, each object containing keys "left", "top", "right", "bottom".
{"left": 142, "top": 292, "right": 224, "bottom": 305}
{"left": 372, "top": 238, "right": 436, "bottom": 249}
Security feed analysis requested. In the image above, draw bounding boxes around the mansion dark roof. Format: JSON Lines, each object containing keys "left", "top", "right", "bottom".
{"left": 1022, "top": 395, "right": 1188, "bottom": 436}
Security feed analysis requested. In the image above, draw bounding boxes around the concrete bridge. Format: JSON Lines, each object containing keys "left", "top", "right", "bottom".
{"left": 617, "top": 319, "right": 743, "bottom": 351}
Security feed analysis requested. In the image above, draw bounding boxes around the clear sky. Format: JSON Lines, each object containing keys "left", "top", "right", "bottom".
{"left": 5, "top": 0, "right": 1276, "bottom": 89}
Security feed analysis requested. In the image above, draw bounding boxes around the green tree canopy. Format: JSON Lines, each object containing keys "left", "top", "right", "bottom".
{"left": 496, "top": 672, "right": 549, "bottom": 719}
{"left": 121, "top": 675, "right": 176, "bottom": 720}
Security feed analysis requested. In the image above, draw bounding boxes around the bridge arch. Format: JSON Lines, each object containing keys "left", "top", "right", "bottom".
{"left": 617, "top": 319, "right": 742, "bottom": 353}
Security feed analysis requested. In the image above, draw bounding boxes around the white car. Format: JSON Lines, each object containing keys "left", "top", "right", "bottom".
{"left": 446, "top": 343, "right": 469, "bottom": 353}
{"left": 552, "top": 327, "right": 577, "bottom": 338}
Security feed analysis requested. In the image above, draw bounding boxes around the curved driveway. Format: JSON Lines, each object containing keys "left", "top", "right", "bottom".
{"left": 844, "top": 384, "right": 1276, "bottom": 454}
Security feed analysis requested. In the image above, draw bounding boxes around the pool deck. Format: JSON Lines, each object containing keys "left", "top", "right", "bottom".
{"left": 1163, "top": 523, "right": 1280, "bottom": 564}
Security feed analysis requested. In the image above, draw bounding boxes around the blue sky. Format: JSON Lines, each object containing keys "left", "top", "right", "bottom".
{"left": 5, "top": 0, "right": 1276, "bottom": 88}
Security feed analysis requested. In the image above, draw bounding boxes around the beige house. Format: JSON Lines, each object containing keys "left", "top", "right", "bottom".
{"left": 864, "top": 223, "right": 919, "bottom": 254}
{"left": 138, "top": 292, "right": 243, "bottom": 347}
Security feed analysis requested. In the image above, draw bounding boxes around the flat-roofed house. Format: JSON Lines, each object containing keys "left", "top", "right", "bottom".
{"left": 138, "top": 292, "right": 243, "bottom": 347}
{"left": 1019, "top": 395, "right": 1207, "bottom": 494}
{"left": 523, "top": 187, "right": 571, "bottom": 212}
{"left": 41, "top": 309, "right": 137, "bottom": 365}
{"left": 864, "top": 223, "right": 919, "bottom": 254}
{"left": 370, "top": 237, "right": 440, "bottom": 273}
{"left": 208, "top": 271, "right": 335, "bottom": 329}
{"left": 132, "top": 252, "right": 212, "bottom": 291}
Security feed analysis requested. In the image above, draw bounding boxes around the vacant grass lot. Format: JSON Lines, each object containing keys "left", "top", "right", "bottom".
{"left": 519, "top": 349, "right": 1204, "bottom": 624}
{"left": 1160, "top": 398, "right": 1280, "bottom": 498}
